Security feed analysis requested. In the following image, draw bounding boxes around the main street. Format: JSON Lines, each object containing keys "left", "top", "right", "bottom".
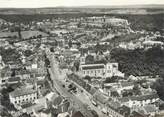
{"left": 46, "top": 50, "right": 96, "bottom": 117}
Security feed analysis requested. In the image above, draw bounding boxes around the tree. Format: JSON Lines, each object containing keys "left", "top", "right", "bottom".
{"left": 24, "top": 50, "right": 33, "bottom": 57}
{"left": 74, "top": 61, "right": 80, "bottom": 71}
{"left": 62, "top": 84, "right": 65, "bottom": 88}
{"left": 37, "top": 34, "right": 42, "bottom": 38}
{"left": 54, "top": 40, "right": 58, "bottom": 47}
{"left": 95, "top": 42, "right": 101, "bottom": 53}
{"left": 68, "top": 84, "right": 73, "bottom": 89}
{"left": 104, "top": 77, "right": 112, "bottom": 83}
{"left": 84, "top": 75, "right": 92, "bottom": 82}
{"left": 50, "top": 47, "right": 54, "bottom": 52}
{"left": 11, "top": 70, "right": 16, "bottom": 77}
{"left": 45, "top": 58, "right": 50, "bottom": 67}
{"left": 77, "top": 22, "right": 81, "bottom": 28}
{"left": 153, "top": 73, "right": 164, "bottom": 101}
{"left": 19, "top": 113, "right": 31, "bottom": 117}
{"left": 15, "top": 26, "right": 22, "bottom": 39}
{"left": 104, "top": 76, "right": 121, "bottom": 83}
{"left": 68, "top": 40, "right": 72, "bottom": 48}
{"left": 153, "top": 79, "right": 164, "bottom": 101}
{"left": 111, "top": 91, "right": 119, "bottom": 97}
{"left": 0, "top": 108, "right": 12, "bottom": 117}
{"left": 122, "top": 90, "right": 133, "bottom": 97}
{"left": 85, "top": 55, "right": 94, "bottom": 64}
{"left": 110, "top": 47, "right": 164, "bottom": 76}
{"left": 91, "top": 110, "right": 99, "bottom": 117}
{"left": 133, "top": 85, "right": 141, "bottom": 96}
{"left": 1, "top": 87, "right": 16, "bottom": 111}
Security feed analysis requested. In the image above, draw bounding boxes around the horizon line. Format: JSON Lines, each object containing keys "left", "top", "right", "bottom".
{"left": 0, "top": 4, "right": 164, "bottom": 9}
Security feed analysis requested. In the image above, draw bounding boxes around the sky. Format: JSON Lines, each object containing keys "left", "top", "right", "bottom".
{"left": 0, "top": 0, "right": 163, "bottom": 8}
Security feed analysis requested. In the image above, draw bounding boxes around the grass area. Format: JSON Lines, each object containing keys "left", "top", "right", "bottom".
{"left": 0, "top": 30, "right": 48, "bottom": 39}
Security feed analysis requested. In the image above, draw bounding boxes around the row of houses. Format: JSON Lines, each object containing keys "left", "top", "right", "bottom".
{"left": 91, "top": 89, "right": 160, "bottom": 117}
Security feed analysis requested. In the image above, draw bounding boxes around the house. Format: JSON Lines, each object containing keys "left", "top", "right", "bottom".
{"left": 8, "top": 62, "right": 22, "bottom": 70}
{"left": 92, "top": 90, "right": 109, "bottom": 106}
{"left": 118, "top": 94, "right": 159, "bottom": 108}
{"left": 61, "top": 49, "right": 80, "bottom": 62}
{"left": 7, "top": 77, "right": 21, "bottom": 84}
{"left": 0, "top": 68, "right": 29, "bottom": 85}
{"left": 79, "top": 62, "right": 124, "bottom": 78}
{"left": 57, "top": 112, "right": 69, "bottom": 117}
{"left": 137, "top": 105, "right": 159, "bottom": 116}
{"left": 24, "top": 103, "right": 46, "bottom": 116}
{"left": 0, "top": 67, "right": 12, "bottom": 85}
{"left": 14, "top": 69, "right": 31, "bottom": 80}
{"left": 106, "top": 100, "right": 131, "bottom": 117}
{"left": 116, "top": 82, "right": 134, "bottom": 94}
{"left": 143, "top": 40, "right": 164, "bottom": 48}
{"left": 106, "top": 100, "right": 123, "bottom": 117}
{"left": 130, "top": 111, "right": 147, "bottom": 117}
{"left": 34, "top": 94, "right": 70, "bottom": 117}
{"left": 45, "top": 92, "right": 59, "bottom": 102}
{"left": 9, "top": 86, "right": 38, "bottom": 106}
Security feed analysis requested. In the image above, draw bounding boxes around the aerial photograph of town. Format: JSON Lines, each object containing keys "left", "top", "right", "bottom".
{"left": 0, "top": 0, "right": 164, "bottom": 117}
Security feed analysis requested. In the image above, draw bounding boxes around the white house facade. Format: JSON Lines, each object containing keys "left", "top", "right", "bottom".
{"left": 9, "top": 87, "right": 38, "bottom": 106}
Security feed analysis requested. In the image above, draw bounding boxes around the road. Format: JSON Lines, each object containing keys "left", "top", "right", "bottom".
{"left": 46, "top": 51, "right": 96, "bottom": 117}
{"left": 74, "top": 88, "right": 108, "bottom": 117}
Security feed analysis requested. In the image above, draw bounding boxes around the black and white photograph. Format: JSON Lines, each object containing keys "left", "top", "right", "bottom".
{"left": 0, "top": 0, "right": 164, "bottom": 117}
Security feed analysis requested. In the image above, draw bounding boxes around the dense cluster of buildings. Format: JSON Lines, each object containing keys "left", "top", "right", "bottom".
{"left": 0, "top": 15, "right": 164, "bottom": 117}
{"left": 117, "top": 32, "right": 164, "bottom": 50}
{"left": 0, "top": 37, "right": 74, "bottom": 117}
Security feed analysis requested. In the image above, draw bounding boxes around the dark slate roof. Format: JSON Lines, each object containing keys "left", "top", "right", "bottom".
{"left": 82, "top": 65, "right": 104, "bottom": 70}
{"left": 130, "top": 111, "right": 147, "bottom": 117}
{"left": 143, "top": 105, "right": 157, "bottom": 114}
{"left": 10, "top": 87, "right": 37, "bottom": 97}
{"left": 93, "top": 91, "right": 109, "bottom": 104}
{"left": 15, "top": 69, "right": 31, "bottom": 75}
{"left": 120, "top": 82, "right": 134, "bottom": 87}
{"left": 8, "top": 77, "right": 21, "bottom": 82}
{"left": 118, "top": 105, "right": 131, "bottom": 117}
{"left": 107, "top": 102, "right": 131, "bottom": 117}
{"left": 0, "top": 68, "right": 12, "bottom": 77}
{"left": 107, "top": 100, "right": 121, "bottom": 110}
{"left": 88, "top": 87, "right": 97, "bottom": 95}
{"left": 21, "top": 103, "right": 34, "bottom": 109}
{"left": 72, "top": 111, "right": 85, "bottom": 117}
{"left": 37, "top": 79, "right": 45, "bottom": 86}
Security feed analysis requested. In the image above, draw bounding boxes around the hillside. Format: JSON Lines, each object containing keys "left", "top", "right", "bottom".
{"left": 0, "top": 5, "right": 164, "bottom": 15}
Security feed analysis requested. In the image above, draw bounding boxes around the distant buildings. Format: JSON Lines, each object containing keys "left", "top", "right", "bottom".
{"left": 81, "top": 16, "right": 129, "bottom": 28}
{"left": 143, "top": 40, "right": 164, "bottom": 48}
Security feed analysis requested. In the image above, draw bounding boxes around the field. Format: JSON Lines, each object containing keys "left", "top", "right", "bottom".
{"left": 0, "top": 30, "right": 48, "bottom": 39}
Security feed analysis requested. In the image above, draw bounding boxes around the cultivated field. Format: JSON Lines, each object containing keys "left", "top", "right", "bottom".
{"left": 0, "top": 30, "right": 48, "bottom": 39}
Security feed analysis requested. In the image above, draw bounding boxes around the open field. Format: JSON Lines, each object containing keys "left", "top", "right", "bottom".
{"left": 0, "top": 30, "right": 48, "bottom": 39}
